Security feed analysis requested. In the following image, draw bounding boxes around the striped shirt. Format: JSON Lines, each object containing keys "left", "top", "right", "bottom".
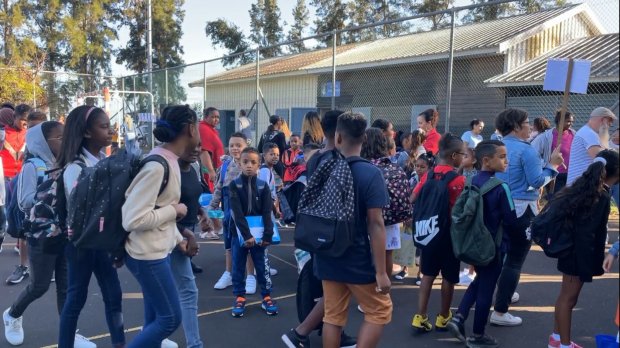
{"left": 567, "top": 125, "right": 601, "bottom": 186}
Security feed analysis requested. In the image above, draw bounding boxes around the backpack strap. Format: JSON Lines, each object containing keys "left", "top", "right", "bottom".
{"left": 220, "top": 159, "right": 231, "bottom": 185}
{"left": 140, "top": 155, "right": 170, "bottom": 196}
{"left": 26, "top": 158, "right": 49, "bottom": 183}
{"left": 441, "top": 170, "right": 458, "bottom": 184}
{"left": 480, "top": 177, "right": 504, "bottom": 195}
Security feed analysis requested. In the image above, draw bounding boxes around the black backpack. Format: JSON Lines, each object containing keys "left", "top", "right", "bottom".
{"left": 530, "top": 204, "right": 573, "bottom": 258}
{"left": 68, "top": 151, "right": 169, "bottom": 259}
{"left": 412, "top": 170, "right": 458, "bottom": 248}
{"left": 294, "top": 150, "right": 362, "bottom": 257}
{"left": 6, "top": 158, "right": 47, "bottom": 238}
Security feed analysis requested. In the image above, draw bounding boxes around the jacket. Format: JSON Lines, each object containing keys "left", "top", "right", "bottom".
{"left": 228, "top": 174, "right": 274, "bottom": 243}
{"left": 495, "top": 135, "right": 557, "bottom": 201}
{"left": 17, "top": 124, "right": 56, "bottom": 212}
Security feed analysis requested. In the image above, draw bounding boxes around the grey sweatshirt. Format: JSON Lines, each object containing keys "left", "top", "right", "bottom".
{"left": 17, "top": 124, "right": 56, "bottom": 212}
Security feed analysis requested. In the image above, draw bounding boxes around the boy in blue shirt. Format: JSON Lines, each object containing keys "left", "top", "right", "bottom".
{"left": 447, "top": 140, "right": 518, "bottom": 348}
{"left": 229, "top": 147, "right": 278, "bottom": 318}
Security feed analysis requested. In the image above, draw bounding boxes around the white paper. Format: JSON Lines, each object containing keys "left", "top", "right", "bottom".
{"left": 543, "top": 59, "right": 591, "bottom": 94}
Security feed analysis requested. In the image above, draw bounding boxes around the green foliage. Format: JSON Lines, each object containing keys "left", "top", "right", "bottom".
{"left": 310, "top": 0, "right": 348, "bottom": 46}
{"left": 0, "top": 65, "right": 45, "bottom": 106}
{"left": 205, "top": 19, "right": 254, "bottom": 67}
{"left": 287, "top": 0, "right": 310, "bottom": 53}
{"left": 249, "top": 0, "right": 284, "bottom": 58}
{"left": 412, "top": 0, "right": 455, "bottom": 29}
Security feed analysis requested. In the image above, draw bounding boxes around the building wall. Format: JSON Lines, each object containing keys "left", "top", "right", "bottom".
{"left": 204, "top": 75, "right": 318, "bottom": 144}
{"left": 318, "top": 55, "right": 506, "bottom": 137}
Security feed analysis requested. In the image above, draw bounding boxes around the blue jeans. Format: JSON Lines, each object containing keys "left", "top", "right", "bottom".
{"left": 59, "top": 244, "right": 124, "bottom": 348}
{"left": 170, "top": 249, "right": 203, "bottom": 348}
{"left": 231, "top": 238, "right": 272, "bottom": 297}
{"left": 125, "top": 254, "right": 182, "bottom": 348}
{"left": 457, "top": 253, "right": 503, "bottom": 335}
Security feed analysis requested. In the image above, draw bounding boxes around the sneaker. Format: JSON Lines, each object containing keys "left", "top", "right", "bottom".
{"left": 435, "top": 311, "right": 453, "bottom": 331}
{"left": 458, "top": 273, "right": 474, "bottom": 286}
{"left": 13, "top": 246, "right": 19, "bottom": 255}
{"left": 261, "top": 296, "right": 278, "bottom": 316}
{"left": 216, "top": 228, "right": 223, "bottom": 235}
{"left": 281, "top": 329, "right": 310, "bottom": 348}
{"left": 547, "top": 335, "right": 582, "bottom": 348}
{"left": 214, "top": 271, "right": 232, "bottom": 290}
{"left": 276, "top": 220, "right": 286, "bottom": 228}
{"left": 6, "top": 265, "right": 29, "bottom": 285}
{"left": 490, "top": 311, "right": 522, "bottom": 326}
{"left": 447, "top": 317, "right": 467, "bottom": 343}
{"left": 411, "top": 314, "right": 433, "bottom": 333}
{"left": 415, "top": 276, "right": 422, "bottom": 286}
{"left": 466, "top": 334, "right": 499, "bottom": 348}
{"left": 357, "top": 305, "right": 364, "bottom": 313}
{"left": 270, "top": 267, "right": 278, "bottom": 276}
{"left": 3, "top": 308, "right": 24, "bottom": 346}
{"left": 161, "top": 338, "right": 178, "bottom": 348}
{"left": 191, "top": 262, "right": 203, "bottom": 274}
{"left": 394, "top": 269, "right": 408, "bottom": 280}
{"left": 340, "top": 332, "right": 357, "bottom": 348}
{"left": 74, "top": 331, "right": 96, "bottom": 348}
{"left": 231, "top": 297, "right": 246, "bottom": 317}
{"left": 511, "top": 292, "right": 520, "bottom": 304}
{"left": 245, "top": 275, "right": 257, "bottom": 295}
{"left": 204, "top": 231, "right": 220, "bottom": 240}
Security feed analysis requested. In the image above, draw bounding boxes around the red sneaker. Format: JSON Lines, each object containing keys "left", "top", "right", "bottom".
{"left": 548, "top": 335, "right": 582, "bottom": 348}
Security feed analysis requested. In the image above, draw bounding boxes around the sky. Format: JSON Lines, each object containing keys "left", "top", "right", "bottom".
{"left": 112, "top": 0, "right": 619, "bottom": 76}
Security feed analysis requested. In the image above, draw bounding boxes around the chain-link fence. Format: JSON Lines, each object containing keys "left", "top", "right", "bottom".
{"left": 9, "top": 0, "right": 614, "bottom": 146}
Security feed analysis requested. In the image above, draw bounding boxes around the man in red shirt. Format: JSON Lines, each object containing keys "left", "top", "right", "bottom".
{"left": 199, "top": 107, "right": 225, "bottom": 192}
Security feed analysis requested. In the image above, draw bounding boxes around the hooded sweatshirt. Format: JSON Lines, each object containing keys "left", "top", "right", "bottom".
{"left": 17, "top": 123, "right": 56, "bottom": 212}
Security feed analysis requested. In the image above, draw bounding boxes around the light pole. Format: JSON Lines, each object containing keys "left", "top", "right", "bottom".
{"left": 146, "top": 0, "right": 153, "bottom": 93}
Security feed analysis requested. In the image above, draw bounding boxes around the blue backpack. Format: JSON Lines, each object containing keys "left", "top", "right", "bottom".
{"left": 6, "top": 158, "right": 47, "bottom": 238}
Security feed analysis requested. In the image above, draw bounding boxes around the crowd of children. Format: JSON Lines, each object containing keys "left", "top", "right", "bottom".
{"left": 0, "top": 102, "right": 617, "bottom": 348}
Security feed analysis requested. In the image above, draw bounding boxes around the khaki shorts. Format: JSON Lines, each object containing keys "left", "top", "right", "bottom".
{"left": 322, "top": 280, "right": 393, "bottom": 327}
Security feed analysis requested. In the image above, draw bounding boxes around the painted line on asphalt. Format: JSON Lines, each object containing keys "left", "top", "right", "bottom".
{"left": 40, "top": 293, "right": 297, "bottom": 348}
{"left": 267, "top": 252, "right": 298, "bottom": 269}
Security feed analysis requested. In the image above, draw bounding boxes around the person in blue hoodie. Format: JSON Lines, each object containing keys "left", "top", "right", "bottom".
{"left": 2, "top": 121, "right": 94, "bottom": 347}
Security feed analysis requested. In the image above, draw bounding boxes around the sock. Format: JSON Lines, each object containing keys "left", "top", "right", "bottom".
{"left": 560, "top": 344, "right": 571, "bottom": 348}
{"left": 552, "top": 333, "right": 560, "bottom": 340}
{"left": 294, "top": 329, "right": 307, "bottom": 339}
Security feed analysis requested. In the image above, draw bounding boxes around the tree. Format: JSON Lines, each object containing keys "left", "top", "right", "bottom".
{"left": 517, "top": 0, "right": 567, "bottom": 14}
{"left": 287, "top": 0, "right": 309, "bottom": 53}
{"left": 465, "top": 0, "right": 515, "bottom": 22}
{"left": 0, "top": 64, "right": 45, "bottom": 106}
{"left": 248, "top": 0, "right": 283, "bottom": 58}
{"left": 346, "top": 0, "right": 375, "bottom": 43}
{"left": 311, "top": 0, "right": 348, "bottom": 46}
{"left": 412, "top": 0, "right": 454, "bottom": 30}
{"left": 373, "top": 0, "right": 415, "bottom": 37}
{"left": 205, "top": 19, "right": 254, "bottom": 67}
{"left": 0, "top": 0, "right": 39, "bottom": 66}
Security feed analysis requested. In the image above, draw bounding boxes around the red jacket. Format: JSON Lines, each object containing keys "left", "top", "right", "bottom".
{"left": 1, "top": 126, "right": 26, "bottom": 179}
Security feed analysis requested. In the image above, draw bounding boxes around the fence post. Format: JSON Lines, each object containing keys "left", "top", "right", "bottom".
{"left": 165, "top": 68, "right": 169, "bottom": 104}
{"left": 331, "top": 31, "right": 337, "bottom": 111}
{"left": 256, "top": 48, "right": 260, "bottom": 145}
{"left": 445, "top": 9, "right": 456, "bottom": 133}
{"left": 203, "top": 62, "right": 207, "bottom": 108}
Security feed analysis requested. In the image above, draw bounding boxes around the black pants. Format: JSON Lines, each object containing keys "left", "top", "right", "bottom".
{"left": 9, "top": 240, "right": 68, "bottom": 318}
{"left": 494, "top": 207, "right": 534, "bottom": 313}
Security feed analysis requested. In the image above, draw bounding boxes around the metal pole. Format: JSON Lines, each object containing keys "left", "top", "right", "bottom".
{"left": 147, "top": 0, "right": 153, "bottom": 92}
{"left": 203, "top": 62, "right": 207, "bottom": 108}
{"left": 331, "top": 32, "right": 337, "bottom": 111}
{"left": 165, "top": 68, "right": 169, "bottom": 104}
{"left": 256, "top": 48, "right": 260, "bottom": 145}
{"left": 121, "top": 77, "right": 125, "bottom": 117}
{"left": 444, "top": 10, "right": 456, "bottom": 133}
{"left": 32, "top": 72, "right": 37, "bottom": 109}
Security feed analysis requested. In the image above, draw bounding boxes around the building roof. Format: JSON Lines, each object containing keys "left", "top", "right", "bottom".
{"left": 485, "top": 33, "right": 619, "bottom": 87}
{"left": 191, "top": 4, "right": 604, "bottom": 86}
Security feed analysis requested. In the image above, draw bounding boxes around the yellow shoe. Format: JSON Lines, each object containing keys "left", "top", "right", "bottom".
{"left": 435, "top": 311, "right": 453, "bottom": 331}
{"left": 411, "top": 314, "right": 433, "bottom": 333}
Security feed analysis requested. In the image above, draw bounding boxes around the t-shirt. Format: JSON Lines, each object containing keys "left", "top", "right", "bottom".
{"left": 551, "top": 129, "right": 575, "bottom": 174}
{"left": 199, "top": 121, "right": 224, "bottom": 170}
{"left": 422, "top": 128, "right": 440, "bottom": 155}
{"left": 178, "top": 166, "right": 202, "bottom": 228}
{"left": 314, "top": 159, "right": 389, "bottom": 284}
{"left": 567, "top": 125, "right": 601, "bottom": 186}
{"left": 461, "top": 131, "right": 483, "bottom": 149}
{"left": 413, "top": 164, "right": 465, "bottom": 208}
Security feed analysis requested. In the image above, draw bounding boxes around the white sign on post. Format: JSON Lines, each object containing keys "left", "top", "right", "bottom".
{"left": 543, "top": 58, "right": 591, "bottom": 94}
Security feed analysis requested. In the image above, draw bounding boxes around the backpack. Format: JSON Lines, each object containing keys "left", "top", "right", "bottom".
{"left": 451, "top": 176, "right": 504, "bottom": 266}
{"left": 67, "top": 151, "right": 169, "bottom": 257}
{"left": 294, "top": 150, "right": 361, "bottom": 257}
{"left": 23, "top": 167, "right": 68, "bottom": 254}
{"left": 6, "top": 158, "right": 47, "bottom": 238}
{"left": 412, "top": 170, "right": 457, "bottom": 248}
{"left": 371, "top": 157, "right": 411, "bottom": 226}
{"left": 530, "top": 204, "right": 573, "bottom": 258}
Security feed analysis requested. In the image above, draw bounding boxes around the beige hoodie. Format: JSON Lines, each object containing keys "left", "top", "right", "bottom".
{"left": 123, "top": 147, "right": 183, "bottom": 260}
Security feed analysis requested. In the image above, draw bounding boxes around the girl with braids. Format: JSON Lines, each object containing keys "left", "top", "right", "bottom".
{"left": 417, "top": 109, "right": 441, "bottom": 155}
{"left": 122, "top": 105, "right": 200, "bottom": 347}
{"left": 547, "top": 149, "right": 619, "bottom": 348}
{"left": 57, "top": 105, "right": 124, "bottom": 348}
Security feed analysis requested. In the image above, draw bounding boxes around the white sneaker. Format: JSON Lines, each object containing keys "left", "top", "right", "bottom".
{"left": 13, "top": 246, "right": 19, "bottom": 255}
{"left": 214, "top": 271, "right": 233, "bottom": 290}
{"left": 458, "top": 273, "right": 474, "bottom": 286}
{"left": 490, "top": 311, "right": 522, "bottom": 326}
{"left": 74, "top": 330, "right": 96, "bottom": 348}
{"left": 270, "top": 267, "right": 278, "bottom": 276}
{"left": 216, "top": 228, "right": 223, "bottom": 235}
{"left": 3, "top": 308, "right": 24, "bottom": 346}
{"left": 511, "top": 292, "right": 520, "bottom": 304}
{"left": 357, "top": 305, "right": 364, "bottom": 313}
{"left": 246, "top": 275, "right": 257, "bottom": 295}
{"left": 161, "top": 338, "right": 178, "bottom": 348}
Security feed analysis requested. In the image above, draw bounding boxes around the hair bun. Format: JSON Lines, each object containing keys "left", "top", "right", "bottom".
{"left": 153, "top": 126, "right": 177, "bottom": 143}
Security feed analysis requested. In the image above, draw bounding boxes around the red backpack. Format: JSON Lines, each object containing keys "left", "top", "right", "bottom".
{"left": 371, "top": 157, "right": 411, "bottom": 226}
